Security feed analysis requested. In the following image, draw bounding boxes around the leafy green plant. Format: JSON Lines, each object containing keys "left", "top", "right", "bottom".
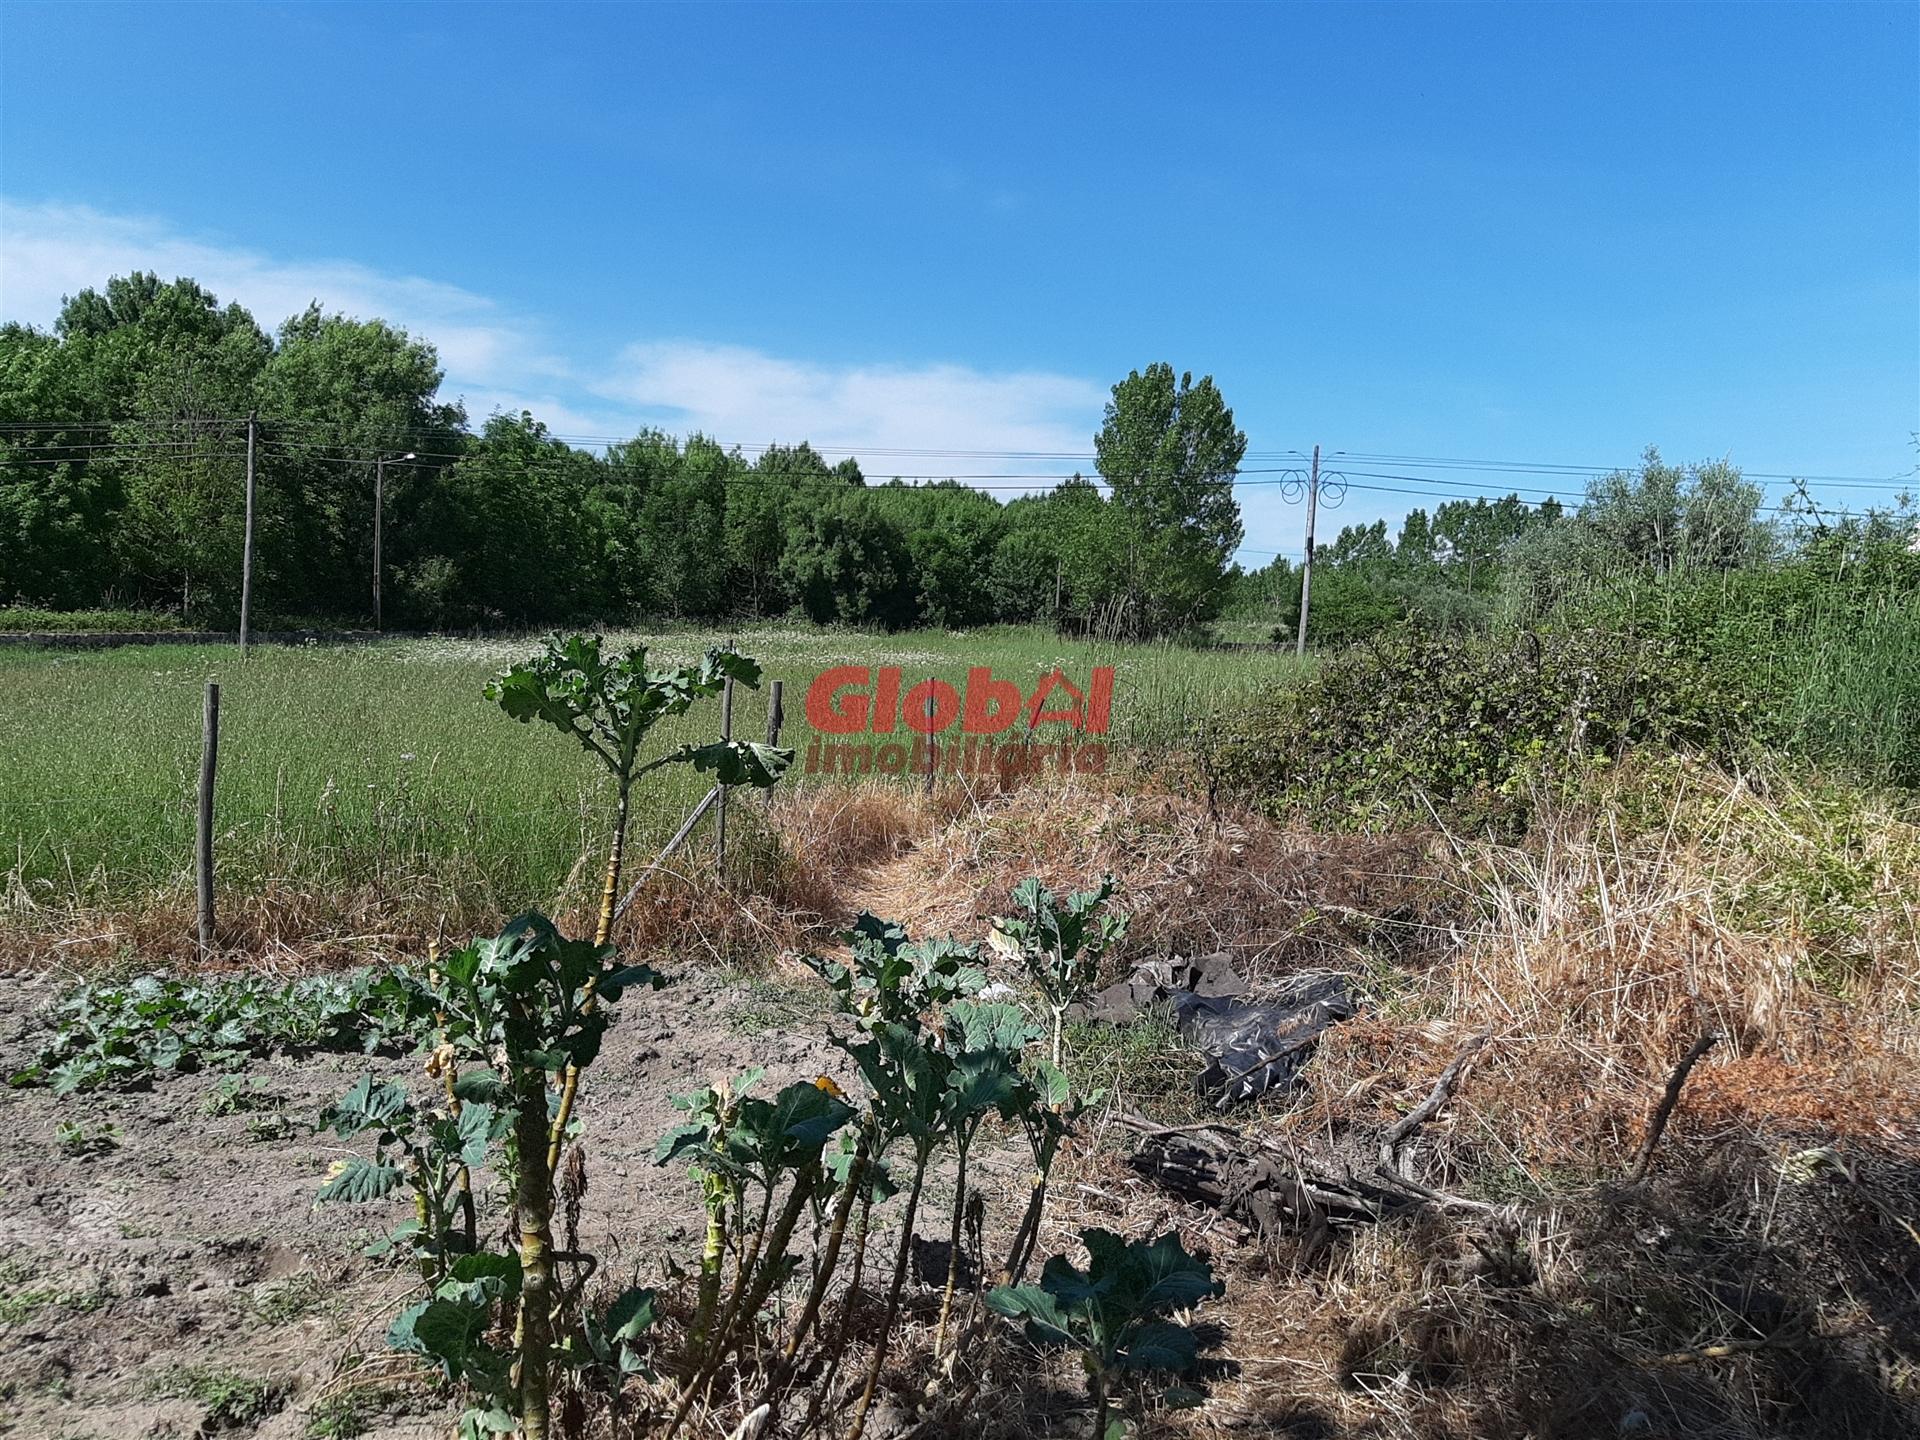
{"left": 1003, "top": 1057, "right": 1102, "bottom": 1288}
{"left": 11, "top": 969, "right": 414, "bottom": 1094}
{"left": 246, "top": 1109, "right": 296, "bottom": 1143}
{"left": 654, "top": 1070, "right": 855, "bottom": 1437}
{"left": 564, "top": 1285, "right": 660, "bottom": 1406}
{"left": 54, "top": 1118, "right": 120, "bottom": 1156}
{"left": 799, "top": 908, "right": 1082, "bottom": 1440}
{"left": 990, "top": 875, "right": 1129, "bottom": 1064}
{"left": 318, "top": 913, "right": 662, "bottom": 1440}
{"left": 987, "top": 1229, "right": 1223, "bottom": 1438}
{"left": 302, "top": 1383, "right": 407, "bottom": 1439}
{"left": 203, "top": 1075, "right": 280, "bottom": 1116}
{"left": 1203, "top": 625, "right": 1772, "bottom": 833}
{"left": 316, "top": 1074, "right": 505, "bottom": 1284}
{"left": 934, "top": 1000, "right": 1040, "bottom": 1356}
{"left": 486, "top": 633, "right": 789, "bottom": 1176}
{"left": 808, "top": 913, "right": 987, "bottom": 1025}
{"left": 254, "top": 1273, "right": 329, "bottom": 1326}
{"left": 145, "top": 1365, "right": 289, "bottom": 1430}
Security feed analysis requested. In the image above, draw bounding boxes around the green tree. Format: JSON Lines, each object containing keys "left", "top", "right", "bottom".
{"left": 988, "top": 497, "right": 1065, "bottom": 624}
{"left": 422, "top": 413, "right": 608, "bottom": 625}
{"left": 778, "top": 485, "right": 915, "bottom": 626}
{"left": 1092, "top": 364, "right": 1246, "bottom": 634}
{"left": 71, "top": 276, "right": 273, "bottom": 620}
{"left": 255, "top": 307, "right": 463, "bottom": 620}
{"left": 0, "top": 326, "right": 119, "bottom": 606}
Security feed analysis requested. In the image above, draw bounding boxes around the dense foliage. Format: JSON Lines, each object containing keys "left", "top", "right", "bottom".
{"left": 1204, "top": 626, "right": 1768, "bottom": 832}
{"left": 1, "top": 273, "right": 1246, "bottom": 637}
{"left": 1215, "top": 449, "right": 1918, "bottom": 799}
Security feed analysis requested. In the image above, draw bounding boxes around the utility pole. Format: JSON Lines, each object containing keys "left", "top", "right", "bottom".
{"left": 239, "top": 413, "right": 257, "bottom": 659}
{"left": 373, "top": 455, "right": 384, "bottom": 632}
{"left": 1294, "top": 444, "right": 1320, "bottom": 657}
{"left": 373, "top": 450, "right": 414, "bottom": 632}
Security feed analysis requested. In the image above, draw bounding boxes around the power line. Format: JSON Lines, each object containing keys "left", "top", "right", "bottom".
{"left": 1328, "top": 449, "right": 1915, "bottom": 487}
{"left": 3, "top": 415, "right": 1910, "bottom": 489}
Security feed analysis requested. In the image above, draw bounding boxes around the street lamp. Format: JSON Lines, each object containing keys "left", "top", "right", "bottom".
{"left": 374, "top": 451, "right": 415, "bottom": 631}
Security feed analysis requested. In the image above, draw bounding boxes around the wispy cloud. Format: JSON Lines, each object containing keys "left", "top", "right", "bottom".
{"left": 595, "top": 342, "right": 1104, "bottom": 464}
{"left": 0, "top": 199, "right": 559, "bottom": 386}
{"left": 0, "top": 197, "right": 1106, "bottom": 475}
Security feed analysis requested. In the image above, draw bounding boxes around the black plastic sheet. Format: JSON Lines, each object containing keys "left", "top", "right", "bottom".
{"left": 1081, "top": 954, "right": 1355, "bottom": 1109}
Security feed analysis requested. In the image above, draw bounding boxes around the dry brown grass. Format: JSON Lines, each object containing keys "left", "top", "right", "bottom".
{"left": 772, "top": 755, "right": 1920, "bottom": 1439}
{"left": 8, "top": 747, "right": 1919, "bottom": 1437}
{"left": 0, "top": 777, "right": 958, "bottom": 978}
{"left": 858, "top": 767, "right": 1453, "bottom": 986}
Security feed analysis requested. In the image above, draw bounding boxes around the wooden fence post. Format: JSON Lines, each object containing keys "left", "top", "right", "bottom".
{"left": 197, "top": 680, "right": 220, "bottom": 958}
{"left": 923, "top": 678, "right": 936, "bottom": 796}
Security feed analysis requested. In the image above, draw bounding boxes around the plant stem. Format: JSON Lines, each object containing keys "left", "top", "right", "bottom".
{"left": 731, "top": 1167, "right": 816, "bottom": 1352}
{"left": 808, "top": 1172, "right": 877, "bottom": 1436}
{"left": 429, "top": 931, "right": 477, "bottom": 1252}
{"left": 1089, "top": 1365, "right": 1110, "bottom": 1440}
{"left": 845, "top": 1150, "right": 929, "bottom": 1440}
{"left": 786, "top": 1140, "right": 866, "bottom": 1362}
{"left": 545, "top": 780, "right": 630, "bottom": 1173}
{"left": 933, "top": 1140, "right": 970, "bottom": 1359}
{"left": 709, "top": 1179, "right": 776, "bottom": 1366}
{"left": 594, "top": 782, "right": 630, "bottom": 948}
{"left": 753, "top": 1141, "right": 866, "bottom": 1421}
{"left": 512, "top": 1062, "right": 556, "bottom": 1440}
{"left": 669, "top": 1164, "right": 822, "bottom": 1440}
{"left": 410, "top": 1163, "right": 436, "bottom": 1285}
{"left": 1051, "top": 1003, "right": 1066, "bottom": 1069}
{"left": 1003, "top": 1168, "right": 1050, "bottom": 1287}
{"left": 691, "top": 1181, "right": 728, "bottom": 1358}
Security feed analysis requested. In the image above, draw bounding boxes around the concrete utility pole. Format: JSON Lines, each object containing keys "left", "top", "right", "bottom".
{"left": 1294, "top": 444, "right": 1321, "bottom": 657}
{"left": 239, "top": 413, "right": 257, "bottom": 658}
{"left": 373, "top": 451, "right": 415, "bottom": 631}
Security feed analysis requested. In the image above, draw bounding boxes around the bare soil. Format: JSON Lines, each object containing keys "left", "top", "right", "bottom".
{"left": 0, "top": 961, "right": 970, "bottom": 1440}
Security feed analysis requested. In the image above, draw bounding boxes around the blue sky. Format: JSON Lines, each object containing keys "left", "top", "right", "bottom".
{"left": 2, "top": 0, "right": 1915, "bottom": 562}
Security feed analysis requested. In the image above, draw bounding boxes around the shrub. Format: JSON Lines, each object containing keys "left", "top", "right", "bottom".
{"left": 1204, "top": 625, "right": 1765, "bottom": 832}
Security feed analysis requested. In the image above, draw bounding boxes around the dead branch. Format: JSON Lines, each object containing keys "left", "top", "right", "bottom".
{"left": 1630, "top": 1032, "right": 1720, "bottom": 1184}
{"left": 1658, "top": 1332, "right": 1797, "bottom": 1365}
{"left": 1380, "top": 1028, "right": 1492, "bottom": 1172}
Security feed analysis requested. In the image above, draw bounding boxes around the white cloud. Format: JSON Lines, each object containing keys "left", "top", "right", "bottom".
{"left": 0, "top": 197, "right": 1107, "bottom": 479}
{"left": 0, "top": 199, "right": 556, "bottom": 386}
{"left": 595, "top": 342, "right": 1105, "bottom": 468}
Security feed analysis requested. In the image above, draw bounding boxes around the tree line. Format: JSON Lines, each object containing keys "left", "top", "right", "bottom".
{"left": 0, "top": 273, "right": 1247, "bottom": 636}
{"left": 1225, "top": 449, "right": 1917, "bottom": 645}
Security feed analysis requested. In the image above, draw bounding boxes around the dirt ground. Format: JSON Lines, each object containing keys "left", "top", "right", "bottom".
{"left": 7, "top": 770, "right": 1919, "bottom": 1440}
{"left": 0, "top": 959, "right": 1043, "bottom": 1440}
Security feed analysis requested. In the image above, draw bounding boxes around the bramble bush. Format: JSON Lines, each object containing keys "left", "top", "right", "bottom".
{"left": 1202, "top": 625, "right": 1768, "bottom": 832}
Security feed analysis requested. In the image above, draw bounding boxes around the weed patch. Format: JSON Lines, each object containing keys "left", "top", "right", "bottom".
{"left": 146, "top": 1366, "right": 290, "bottom": 1429}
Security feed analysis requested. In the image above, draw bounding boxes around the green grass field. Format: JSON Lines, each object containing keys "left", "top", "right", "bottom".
{"left": 1, "top": 624, "right": 1304, "bottom": 917}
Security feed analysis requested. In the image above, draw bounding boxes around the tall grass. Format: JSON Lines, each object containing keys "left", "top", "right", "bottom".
{"left": 1772, "top": 586, "right": 1920, "bottom": 784}
{"left": 1515, "top": 559, "right": 1920, "bottom": 787}
{"left": 0, "top": 606, "right": 188, "bottom": 633}
{"left": 0, "top": 624, "right": 1305, "bottom": 937}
